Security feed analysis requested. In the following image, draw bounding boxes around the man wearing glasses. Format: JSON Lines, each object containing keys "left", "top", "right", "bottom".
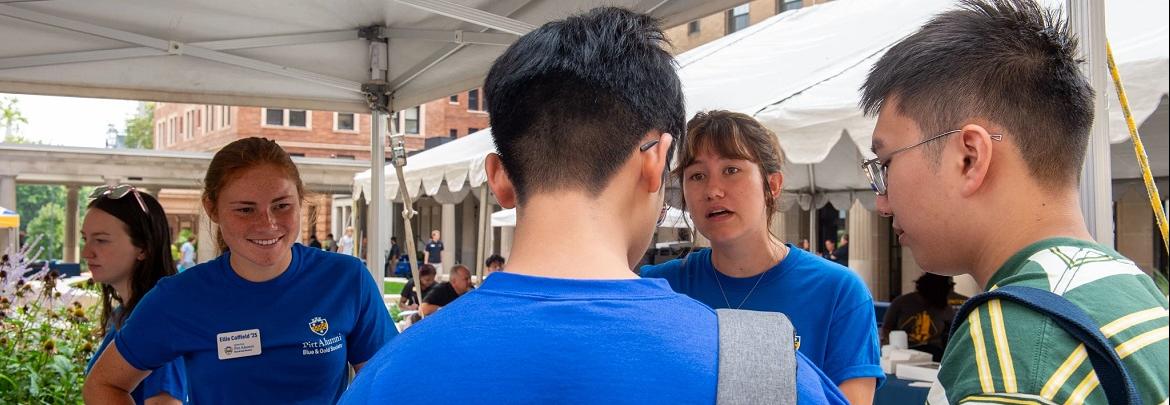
{"left": 341, "top": 7, "right": 844, "bottom": 404}
{"left": 860, "top": 1, "right": 1168, "bottom": 404}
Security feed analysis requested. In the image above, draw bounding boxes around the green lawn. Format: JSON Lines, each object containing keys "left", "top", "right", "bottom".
{"left": 384, "top": 280, "right": 405, "bottom": 295}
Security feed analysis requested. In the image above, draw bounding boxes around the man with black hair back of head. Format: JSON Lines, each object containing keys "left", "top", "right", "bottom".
{"left": 341, "top": 6, "right": 846, "bottom": 404}
{"left": 861, "top": 0, "right": 1169, "bottom": 403}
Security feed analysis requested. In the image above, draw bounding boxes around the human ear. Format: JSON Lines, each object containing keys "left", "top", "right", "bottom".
{"left": 485, "top": 153, "right": 517, "bottom": 209}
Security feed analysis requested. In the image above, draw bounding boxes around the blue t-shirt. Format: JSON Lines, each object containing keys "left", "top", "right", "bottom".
{"left": 424, "top": 240, "right": 444, "bottom": 263}
{"left": 115, "top": 243, "right": 396, "bottom": 404}
{"left": 87, "top": 323, "right": 187, "bottom": 404}
{"left": 339, "top": 272, "right": 847, "bottom": 404}
{"left": 641, "top": 246, "right": 884, "bottom": 387}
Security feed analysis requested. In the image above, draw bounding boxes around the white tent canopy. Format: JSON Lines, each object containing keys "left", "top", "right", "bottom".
{"left": 355, "top": 0, "right": 1168, "bottom": 211}
{"left": 354, "top": 128, "right": 495, "bottom": 202}
{"left": 0, "top": 0, "right": 741, "bottom": 113}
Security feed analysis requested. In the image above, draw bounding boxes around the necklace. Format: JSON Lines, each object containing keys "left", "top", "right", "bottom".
{"left": 710, "top": 242, "right": 788, "bottom": 309}
{"left": 712, "top": 265, "right": 767, "bottom": 309}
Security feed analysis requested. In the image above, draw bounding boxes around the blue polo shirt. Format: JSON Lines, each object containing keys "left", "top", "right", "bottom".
{"left": 641, "top": 246, "right": 884, "bottom": 387}
{"left": 340, "top": 272, "right": 847, "bottom": 404}
{"left": 115, "top": 243, "right": 396, "bottom": 403}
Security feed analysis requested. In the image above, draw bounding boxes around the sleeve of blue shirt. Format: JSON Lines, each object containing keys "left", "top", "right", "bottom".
{"left": 823, "top": 278, "right": 885, "bottom": 387}
{"left": 347, "top": 261, "right": 398, "bottom": 365}
{"left": 137, "top": 355, "right": 188, "bottom": 402}
{"left": 114, "top": 281, "right": 180, "bottom": 371}
{"left": 796, "top": 350, "right": 850, "bottom": 404}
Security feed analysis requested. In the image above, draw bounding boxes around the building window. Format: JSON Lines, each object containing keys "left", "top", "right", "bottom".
{"left": 449, "top": 128, "right": 458, "bottom": 138}
{"left": 468, "top": 127, "right": 479, "bottom": 134}
{"left": 449, "top": 94, "right": 459, "bottom": 104}
{"left": 334, "top": 154, "right": 355, "bottom": 160}
{"left": 403, "top": 107, "right": 420, "bottom": 134}
{"left": 289, "top": 152, "right": 306, "bottom": 158}
{"left": 468, "top": 89, "right": 481, "bottom": 111}
{"left": 288, "top": 110, "right": 307, "bottom": 127}
{"left": 687, "top": 20, "right": 700, "bottom": 35}
{"left": 726, "top": 4, "right": 750, "bottom": 34}
{"left": 264, "top": 108, "right": 283, "bottom": 126}
{"left": 334, "top": 112, "right": 357, "bottom": 132}
{"left": 263, "top": 108, "right": 310, "bottom": 128}
{"left": 777, "top": 0, "right": 802, "bottom": 13}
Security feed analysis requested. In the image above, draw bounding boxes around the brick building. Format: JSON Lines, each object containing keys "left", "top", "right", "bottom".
{"left": 152, "top": 88, "right": 490, "bottom": 244}
{"left": 664, "top": 0, "right": 811, "bottom": 54}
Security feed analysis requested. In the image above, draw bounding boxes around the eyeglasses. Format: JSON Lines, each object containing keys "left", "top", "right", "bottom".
{"left": 861, "top": 129, "right": 1002, "bottom": 195}
{"left": 89, "top": 184, "right": 149, "bottom": 214}
{"left": 639, "top": 135, "right": 675, "bottom": 226}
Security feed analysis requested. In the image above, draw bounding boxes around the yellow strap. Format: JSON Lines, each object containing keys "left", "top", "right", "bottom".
{"left": 1106, "top": 41, "right": 1169, "bottom": 255}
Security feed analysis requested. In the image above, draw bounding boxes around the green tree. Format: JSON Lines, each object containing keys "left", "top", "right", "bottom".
{"left": 1, "top": 96, "right": 28, "bottom": 139}
{"left": 26, "top": 202, "right": 64, "bottom": 260}
{"left": 123, "top": 102, "right": 154, "bottom": 149}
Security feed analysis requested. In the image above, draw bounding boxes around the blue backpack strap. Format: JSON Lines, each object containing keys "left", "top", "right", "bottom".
{"left": 950, "top": 285, "right": 1141, "bottom": 405}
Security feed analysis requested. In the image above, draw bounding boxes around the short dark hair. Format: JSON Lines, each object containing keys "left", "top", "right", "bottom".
{"left": 485, "top": 254, "right": 506, "bottom": 268}
{"left": 860, "top": 0, "right": 1092, "bottom": 187}
{"left": 484, "top": 7, "right": 685, "bottom": 203}
{"left": 419, "top": 264, "right": 437, "bottom": 277}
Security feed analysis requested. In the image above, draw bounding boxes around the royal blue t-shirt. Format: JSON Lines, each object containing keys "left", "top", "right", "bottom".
{"left": 87, "top": 323, "right": 187, "bottom": 404}
{"left": 115, "top": 243, "right": 396, "bottom": 404}
{"left": 641, "top": 246, "right": 884, "bottom": 387}
{"left": 339, "top": 272, "right": 847, "bottom": 404}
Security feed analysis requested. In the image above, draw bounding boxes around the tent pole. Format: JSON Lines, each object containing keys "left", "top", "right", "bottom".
{"left": 808, "top": 165, "right": 818, "bottom": 254}
{"left": 475, "top": 186, "right": 489, "bottom": 283}
{"left": 1068, "top": 0, "right": 1113, "bottom": 246}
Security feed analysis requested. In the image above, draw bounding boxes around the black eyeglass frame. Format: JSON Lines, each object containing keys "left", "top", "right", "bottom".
{"left": 639, "top": 134, "right": 676, "bottom": 226}
{"left": 861, "top": 129, "right": 1002, "bottom": 195}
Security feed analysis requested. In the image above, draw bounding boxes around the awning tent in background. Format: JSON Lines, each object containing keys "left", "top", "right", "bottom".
{"left": 0, "top": 206, "right": 17, "bottom": 229}
{"left": 354, "top": 0, "right": 1168, "bottom": 213}
{"left": 1, "top": 206, "right": 17, "bottom": 254}
{"left": 354, "top": 128, "right": 495, "bottom": 203}
{"left": 491, "top": 206, "right": 693, "bottom": 229}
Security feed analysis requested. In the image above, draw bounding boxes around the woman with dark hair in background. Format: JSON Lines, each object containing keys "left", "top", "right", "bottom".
{"left": 641, "top": 111, "right": 881, "bottom": 404}
{"left": 82, "top": 185, "right": 186, "bottom": 404}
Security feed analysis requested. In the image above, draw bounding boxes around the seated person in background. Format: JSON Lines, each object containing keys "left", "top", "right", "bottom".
{"left": 483, "top": 254, "right": 506, "bottom": 279}
{"left": 419, "top": 264, "right": 472, "bottom": 316}
{"left": 399, "top": 264, "right": 437, "bottom": 311}
{"left": 881, "top": 273, "right": 955, "bottom": 361}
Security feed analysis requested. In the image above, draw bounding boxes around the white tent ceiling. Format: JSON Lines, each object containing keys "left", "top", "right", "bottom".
{"left": 354, "top": 0, "right": 1168, "bottom": 209}
{"left": 0, "top": 0, "right": 744, "bottom": 113}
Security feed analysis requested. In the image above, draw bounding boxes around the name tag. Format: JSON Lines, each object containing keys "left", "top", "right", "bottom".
{"left": 216, "top": 329, "right": 262, "bottom": 360}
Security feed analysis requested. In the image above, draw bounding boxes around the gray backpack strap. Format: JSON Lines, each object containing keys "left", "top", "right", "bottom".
{"left": 716, "top": 309, "right": 797, "bottom": 405}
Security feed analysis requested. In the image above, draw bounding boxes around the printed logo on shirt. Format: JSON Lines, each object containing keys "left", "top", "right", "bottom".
{"left": 302, "top": 332, "right": 344, "bottom": 356}
{"left": 309, "top": 316, "right": 329, "bottom": 336}
{"left": 794, "top": 335, "right": 801, "bottom": 350}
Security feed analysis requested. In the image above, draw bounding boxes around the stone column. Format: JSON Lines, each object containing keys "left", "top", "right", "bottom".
{"left": 64, "top": 185, "right": 79, "bottom": 262}
{"left": 847, "top": 199, "right": 879, "bottom": 298}
{"left": 441, "top": 203, "right": 457, "bottom": 275}
{"left": 1, "top": 175, "right": 16, "bottom": 254}
{"left": 500, "top": 225, "right": 514, "bottom": 258}
{"left": 460, "top": 199, "right": 477, "bottom": 266}
{"left": 197, "top": 209, "right": 217, "bottom": 264}
{"left": 1116, "top": 187, "right": 1155, "bottom": 273}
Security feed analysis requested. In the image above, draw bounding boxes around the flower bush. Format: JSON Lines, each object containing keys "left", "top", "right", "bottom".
{"left": 1, "top": 238, "right": 101, "bottom": 404}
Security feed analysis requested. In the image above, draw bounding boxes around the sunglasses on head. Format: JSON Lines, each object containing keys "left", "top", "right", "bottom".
{"left": 89, "top": 184, "right": 149, "bottom": 214}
